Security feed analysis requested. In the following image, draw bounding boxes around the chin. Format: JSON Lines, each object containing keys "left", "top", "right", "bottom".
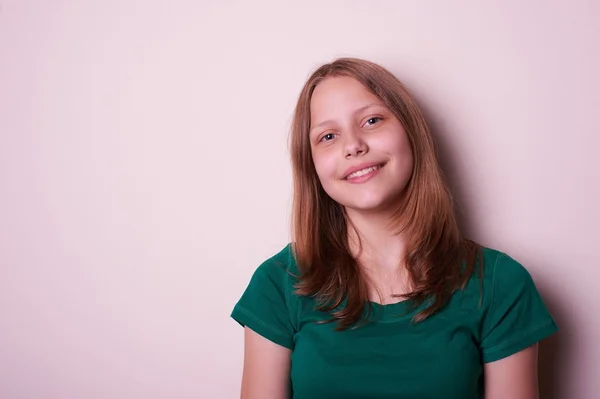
{"left": 339, "top": 197, "right": 392, "bottom": 213}
{"left": 332, "top": 189, "right": 404, "bottom": 214}
{"left": 345, "top": 203, "right": 389, "bottom": 214}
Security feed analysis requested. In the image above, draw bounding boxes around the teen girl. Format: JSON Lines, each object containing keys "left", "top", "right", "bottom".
{"left": 231, "top": 58, "right": 558, "bottom": 399}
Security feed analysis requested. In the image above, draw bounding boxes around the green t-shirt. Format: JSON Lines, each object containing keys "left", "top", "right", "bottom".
{"left": 231, "top": 244, "right": 558, "bottom": 398}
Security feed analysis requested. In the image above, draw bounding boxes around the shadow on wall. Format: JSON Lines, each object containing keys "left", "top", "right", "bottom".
{"left": 537, "top": 286, "right": 569, "bottom": 399}
{"left": 415, "top": 92, "right": 568, "bottom": 399}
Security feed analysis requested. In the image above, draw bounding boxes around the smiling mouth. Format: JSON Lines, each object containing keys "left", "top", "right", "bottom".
{"left": 344, "top": 163, "right": 386, "bottom": 180}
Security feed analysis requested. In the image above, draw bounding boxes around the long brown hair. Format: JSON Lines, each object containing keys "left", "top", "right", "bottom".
{"left": 289, "top": 58, "right": 481, "bottom": 330}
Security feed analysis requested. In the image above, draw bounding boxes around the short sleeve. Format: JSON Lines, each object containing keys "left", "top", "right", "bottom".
{"left": 230, "top": 246, "right": 297, "bottom": 350}
{"left": 480, "top": 252, "right": 558, "bottom": 363}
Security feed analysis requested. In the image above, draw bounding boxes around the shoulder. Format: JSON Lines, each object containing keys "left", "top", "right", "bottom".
{"left": 231, "top": 243, "right": 301, "bottom": 349}
{"left": 478, "top": 247, "right": 535, "bottom": 299}
{"left": 474, "top": 246, "right": 558, "bottom": 362}
{"left": 458, "top": 246, "right": 539, "bottom": 315}
{"left": 241, "top": 243, "right": 301, "bottom": 309}
{"left": 458, "top": 246, "right": 533, "bottom": 311}
{"left": 480, "top": 246, "right": 532, "bottom": 277}
{"left": 251, "top": 243, "right": 299, "bottom": 284}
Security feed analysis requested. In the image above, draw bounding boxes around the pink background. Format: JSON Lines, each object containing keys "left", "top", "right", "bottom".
{"left": 1, "top": 1, "right": 598, "bottom": 398}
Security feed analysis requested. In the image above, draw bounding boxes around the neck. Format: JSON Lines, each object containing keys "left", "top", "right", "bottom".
{"left": 345, "top": 207, "right": 406, "bottom": 272}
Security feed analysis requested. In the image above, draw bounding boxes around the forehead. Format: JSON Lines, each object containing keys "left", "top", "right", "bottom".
{"left": 310, "top": 76, "right": 383, "bottom": 121}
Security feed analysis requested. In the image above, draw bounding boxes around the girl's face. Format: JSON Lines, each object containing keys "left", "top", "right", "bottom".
{"left": 309, "top": 76, "right": 414, "bottom": 214}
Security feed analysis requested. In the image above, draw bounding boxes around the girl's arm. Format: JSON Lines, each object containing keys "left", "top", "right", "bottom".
{"left": 240, "top": 327, "right": 292, "bottom": 399}
{"left": 484, "top": 344, "right": 539, "bottom": 399}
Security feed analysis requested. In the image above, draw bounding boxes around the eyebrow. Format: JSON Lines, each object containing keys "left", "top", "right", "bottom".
{"left": 309, "top": 102, "right": 383, "bottom": 135}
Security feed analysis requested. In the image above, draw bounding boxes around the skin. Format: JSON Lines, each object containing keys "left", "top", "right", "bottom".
{"left": 308, "top": 76, "right": 414, "bottom": 217}
{"left": 241, "top": 328, "right": 291, "bottom": 398}
{"left": 240, "top": 76, "right": 540, "bottom": 398}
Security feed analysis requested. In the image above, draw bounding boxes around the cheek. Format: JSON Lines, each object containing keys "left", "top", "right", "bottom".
{"left": 312, "top": 152, "right": 338, "bottom": 182}
{"left": 398, "top": 139, "right": 413, "bottom": 167}
{"left": 404, "top": 141, "right": 414, "bottom": 170}
{"left": 387, "top": 132, "right": 413, "bottom": 165}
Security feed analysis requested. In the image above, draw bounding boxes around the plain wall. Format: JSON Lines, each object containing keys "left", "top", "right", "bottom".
{"left": 1, "top": 0, "right": 598, "bottom": 398}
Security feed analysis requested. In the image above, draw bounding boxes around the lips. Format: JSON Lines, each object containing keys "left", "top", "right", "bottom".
{"left": 342, "top": 162, "right": 386, "bottom": 180}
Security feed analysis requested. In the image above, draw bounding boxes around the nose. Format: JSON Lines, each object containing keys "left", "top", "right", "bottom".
{"left": 344, "top": 129, "right": 368, "bottom": 158}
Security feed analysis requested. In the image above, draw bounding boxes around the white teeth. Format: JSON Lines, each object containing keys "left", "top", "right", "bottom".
{"left": 346, "top": 165, "right": 381, "bottom": 179}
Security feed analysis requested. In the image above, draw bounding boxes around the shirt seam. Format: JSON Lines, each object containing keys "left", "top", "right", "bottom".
{"left": 284, "top": 262, "right": 294, "bottom": 329}
{"left": 284, "top": 246, "right": 299, "bottom": 333}
{"left": 487, "top": 251, "right": 503, "bottom": 322}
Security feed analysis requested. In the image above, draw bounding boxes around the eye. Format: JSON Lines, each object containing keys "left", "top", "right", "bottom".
{"left": 364, "top": 116, "right": 382, "bottom": 126}
{"left": 319, "top": 133, "right": 336, "bottom": 142}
